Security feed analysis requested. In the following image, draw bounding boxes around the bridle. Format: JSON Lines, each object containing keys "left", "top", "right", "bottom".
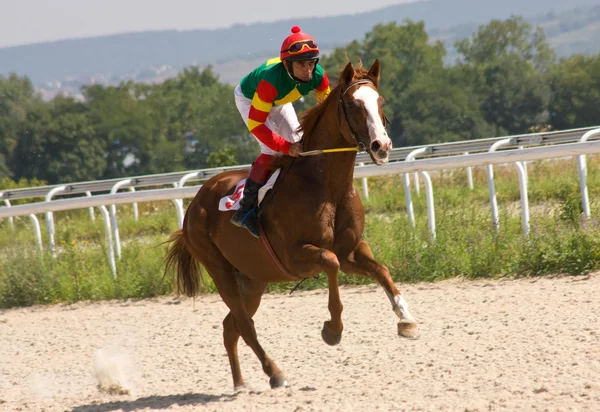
{"left": 338, "top": 79, "right": 391, "bottom": 152}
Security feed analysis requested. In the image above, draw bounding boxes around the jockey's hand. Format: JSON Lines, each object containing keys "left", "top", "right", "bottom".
{"left": 288, "top": 142, "right": 303, "bottom": 157}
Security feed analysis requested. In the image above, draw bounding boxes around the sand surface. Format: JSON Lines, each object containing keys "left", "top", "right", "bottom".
{"left": 1, "top": 273, "right": 599, "bottom": 411}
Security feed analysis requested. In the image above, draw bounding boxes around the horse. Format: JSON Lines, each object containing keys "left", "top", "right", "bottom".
{"left": 164, "top": 59, "right": 419, "bottom": 390}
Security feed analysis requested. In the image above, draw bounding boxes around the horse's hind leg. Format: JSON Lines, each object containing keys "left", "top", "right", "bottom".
{"left": 201, "top": 254, "right": 287, "bottom": 389}
{"left": 222, "top": 273, "right": 268, "bottom": 390}
{"left": 340, "top": 239, "right": 419, "bottom": 339}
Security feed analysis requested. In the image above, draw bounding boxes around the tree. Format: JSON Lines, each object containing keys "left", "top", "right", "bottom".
{"left": 206, "top": 146, "right": 238, "bottom": 167}
{"left": 547, "top": 54, "right": 600, "bottom": 130}
{"left": 454, "top": 16, "right": 553, "bottom": 135}
{"left": 320, "top": 21, "right": 448, "bottom": 147}
{"left": 400, "top": 72, "right": 494, "bottom": 146}
{"left": 480, "top": 56, "right": 550, "bottom": 135}
{"left": 155, "top": 66, "right": 254, "bottom": 169}
{"left": 455, "top": 16, "right": 555, "bottom": 72}
{"left": 82, "top": 82, "right": 174, "bottom": 177}
{"left": 12, "top": 97, "right": 106, "bottom": 183}
{"left": 0, "top": 74, "right": 40, "bottom": 177}
{"left": 0, "top": 154, "right": 10, "bottom": 179}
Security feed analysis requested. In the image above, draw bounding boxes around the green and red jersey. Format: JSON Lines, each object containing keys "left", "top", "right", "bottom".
{"left": 239, "top": 57, "right": 330, "bottom": 154}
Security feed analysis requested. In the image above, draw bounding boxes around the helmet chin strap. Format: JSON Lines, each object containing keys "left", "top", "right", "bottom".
{"left": 284, "top": 58, "right": 319, "bottom": 84}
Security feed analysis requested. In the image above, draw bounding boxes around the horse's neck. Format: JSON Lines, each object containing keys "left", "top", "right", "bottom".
{"left": 300, "top": 106, "right": 357, "bottom": 198}
{"left": 304, "top": 102, "right": 347, "bottom": 152}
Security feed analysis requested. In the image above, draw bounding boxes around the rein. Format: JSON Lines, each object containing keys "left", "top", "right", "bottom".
{"left": 299, "top": 147, "right": 358, "bottom": 157}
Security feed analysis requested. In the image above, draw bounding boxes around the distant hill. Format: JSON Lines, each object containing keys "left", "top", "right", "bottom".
{"left": 1, "top": 0, "right": 600, "bottom": 92}
{"left": 428, "top": 3, "right": 600, "bottom": 62}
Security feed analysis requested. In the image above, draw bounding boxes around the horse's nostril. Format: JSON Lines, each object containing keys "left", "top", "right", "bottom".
{"left": 371, "top": 141, "right": 381, "bottom": 152}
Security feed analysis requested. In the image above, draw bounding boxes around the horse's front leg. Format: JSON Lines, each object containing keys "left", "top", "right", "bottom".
{"left": 289, "top": 244, "right": 344, "bottom": 345}
{"left": 340, "top": 239, "right": 419, "bottom": 339}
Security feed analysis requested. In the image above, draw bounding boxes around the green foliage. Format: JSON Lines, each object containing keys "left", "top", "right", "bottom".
{"left": 0, "top": 73, "right": 41, "bottom": 176}
{"left": 0, "top": 239, "right": 173, "bottom": 307}
{"left": 154, "top": 67, "right": 253, "bottom": 170}
{"left": 206, "top": 146, "right": 238, "bottom": 167}
{"left": 0, "top": 204, "right": 178, "bottom": 307}
{"left": 556, "top": 184, "right": 584, "bottom": 225}
{"left": 547, "top": 54, "right": 600, "bottom": 130}
{"left": 454, "top": 16, "right": 553, "bottom": 135}
{"left": 400, "top": 71, "right": 489, "bottom": 144}
{"left": 455, "top": 16, "right": 555, "bottom": 71}
{"left": 12, "top": 96, "right": 106, "bottom": 183}
{"left": 479, "top": 55, "right": 550, "bottom": 134}
{"left": 0, "top": 176, "right": 47, "bottom": 191}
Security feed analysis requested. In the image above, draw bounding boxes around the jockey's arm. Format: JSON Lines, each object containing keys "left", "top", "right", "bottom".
{"left": 247, "top": 80, "right": 293, "bottom": 154}
{"left": 315, "top": 71, "right": 331, "bottom": 104}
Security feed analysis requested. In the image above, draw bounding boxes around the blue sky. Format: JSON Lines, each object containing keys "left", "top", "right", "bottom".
{"left": 0, "top": 0, "right": 414, "bottom": 48}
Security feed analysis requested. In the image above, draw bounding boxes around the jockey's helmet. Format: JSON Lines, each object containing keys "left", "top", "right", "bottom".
{"left": 280, "top": 26, "right": 320, "bottom": 62}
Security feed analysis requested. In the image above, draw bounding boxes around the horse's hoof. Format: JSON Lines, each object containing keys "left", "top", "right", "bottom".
{"left": 233, "top": 383, "right": 247, "bottom": 393}
{"left": 269, "top": 373, "right": 289, "bottom": 389}
{"left": 397, "top": 321, "right": 419, "bottom": 339}
{"left": 321, "top": 321, "right": 342, "bottom": 346}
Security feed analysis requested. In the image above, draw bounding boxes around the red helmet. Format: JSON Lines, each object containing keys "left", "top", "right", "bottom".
{"left": 280, "top": 26, "right": 320, "bottom": 62}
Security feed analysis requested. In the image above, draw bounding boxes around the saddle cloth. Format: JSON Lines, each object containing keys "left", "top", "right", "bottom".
{"left": 218, "top": 169, "right": 281, "bottom": 211}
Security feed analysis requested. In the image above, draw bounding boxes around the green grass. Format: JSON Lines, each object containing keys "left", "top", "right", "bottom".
{"left": 2, "top": 155, "right": 600, "bottom": 307}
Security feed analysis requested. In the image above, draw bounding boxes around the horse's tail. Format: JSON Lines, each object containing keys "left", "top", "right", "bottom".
{"left": 164, "top": 229, "right": 202, "bottom": 297}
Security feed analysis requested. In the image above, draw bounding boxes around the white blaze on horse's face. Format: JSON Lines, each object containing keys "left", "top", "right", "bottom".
{"left": 353, "top": 86, "right": 392, "bottom": 165}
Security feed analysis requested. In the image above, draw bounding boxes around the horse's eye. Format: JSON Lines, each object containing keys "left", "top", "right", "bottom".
{"left": 348, "top": 99, "right": 361, "bottom": 109}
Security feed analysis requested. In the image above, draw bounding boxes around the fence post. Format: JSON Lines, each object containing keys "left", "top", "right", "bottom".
{"left": 45, "top": 186, "right": 68, "bottom": 256}
{"left": 577, "top": 128, "right": 600, "bottom": 219}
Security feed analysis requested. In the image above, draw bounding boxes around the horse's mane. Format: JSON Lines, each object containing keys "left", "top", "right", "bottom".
{"left": 299, "top": 65, "right": 371, "bottom": 148}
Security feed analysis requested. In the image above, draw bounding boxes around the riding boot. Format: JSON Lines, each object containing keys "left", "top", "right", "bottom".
{"left": 230, "top": 178, "right": 263, "bottom": 238}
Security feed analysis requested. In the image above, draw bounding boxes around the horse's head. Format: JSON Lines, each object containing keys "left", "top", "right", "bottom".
{"left": 338, "top": 60, "right": 392, "bottom": 165}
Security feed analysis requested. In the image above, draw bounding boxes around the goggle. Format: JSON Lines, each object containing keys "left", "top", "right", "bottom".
{"left": 283, "top": 40, "right": 318, "bottom": 54}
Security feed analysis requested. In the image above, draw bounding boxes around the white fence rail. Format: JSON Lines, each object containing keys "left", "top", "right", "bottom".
{"left": 2, "top": 126, "right": 598, "bottom": 203}
{"left": 2, "top": 138, "right": 600, "bottom": 278}
{"left": 3, "top": 126, "right": 599, "bottom": 251}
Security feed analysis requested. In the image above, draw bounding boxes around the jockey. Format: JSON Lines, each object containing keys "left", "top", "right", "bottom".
{"left": 230, "top": 25, "right": 331, "bottom": 238}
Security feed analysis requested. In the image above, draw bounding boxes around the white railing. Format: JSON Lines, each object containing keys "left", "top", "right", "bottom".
{"left": 2, "top": 139, "right": 600, "bottom": 278}
{"left": 2, "top": 126, "right": 600, "bottom": 247}
{"left": 3, "top": 126, "right": 599, "bottom": 250}
{"left": 1, "top": 126, "right": 598, "bottom": 204}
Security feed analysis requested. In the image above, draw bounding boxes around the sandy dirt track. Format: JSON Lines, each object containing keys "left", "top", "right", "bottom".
{"left": 1, "top": 273, "right": 599, "bottom": 412}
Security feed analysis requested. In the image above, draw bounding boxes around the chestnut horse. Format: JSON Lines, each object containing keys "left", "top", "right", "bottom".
{"left": 164, "top": 59, "right": 419, "bottom": 390}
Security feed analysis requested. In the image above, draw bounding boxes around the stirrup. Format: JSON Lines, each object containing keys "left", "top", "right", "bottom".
{"left": 230, "top": 208, "right": 250, "bottom": 227}
{"left": 232, "top": 209, "right": 252, "bottom": 227}
{"left": 241, "top": 211, "right": 260, "bottom": 238}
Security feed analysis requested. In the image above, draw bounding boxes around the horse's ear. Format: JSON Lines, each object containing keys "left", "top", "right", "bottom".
{"left": 368, "top": 59, "right": 381, "bottom": 88}
{"left": 341, "top": 61, "right": 354, "bottom": 85}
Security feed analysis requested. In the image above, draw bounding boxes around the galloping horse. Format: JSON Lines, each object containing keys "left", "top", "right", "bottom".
{"left": 164, "top": 59, "right": 419, "bottom": 390}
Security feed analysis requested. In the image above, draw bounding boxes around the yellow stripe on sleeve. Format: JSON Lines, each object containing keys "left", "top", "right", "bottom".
{"left": 247, "top": 119, "right": 263, "bottom": 131}
{"left": 251, "top": 94, "right": 273, "bottom": 113}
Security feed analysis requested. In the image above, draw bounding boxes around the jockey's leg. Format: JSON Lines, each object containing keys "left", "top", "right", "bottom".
{"left": 269, "top": 102, "right": 302, "bottom": 143}
{"left": 230, "top": 154, "right": 273, "bottom": 238}
{"left": 339, "top": 239, "right": 419, "bottom": 339}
